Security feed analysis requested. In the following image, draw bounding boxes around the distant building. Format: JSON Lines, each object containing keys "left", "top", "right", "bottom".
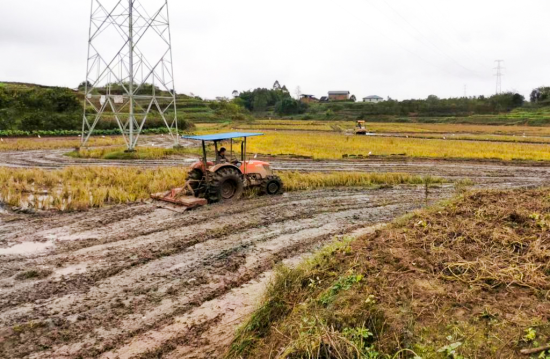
{"left": 328, "top": 91, "right": 350, "bottom": 101}
{"left": 300, "top": 94, "right": 319, "bottom": 104}
{"left": 319, "top": 96, "right": 329, "bottom": 102}
{"left": 363, "top": 95, "right": 384, "bottom": 103}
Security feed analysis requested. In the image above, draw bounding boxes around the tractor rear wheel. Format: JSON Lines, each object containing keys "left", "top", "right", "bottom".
{"left": 261, "top": 175, "right": 284, "bottom": 196}
{"left": 208, "top": 167, "right": 244, "bottom": 203}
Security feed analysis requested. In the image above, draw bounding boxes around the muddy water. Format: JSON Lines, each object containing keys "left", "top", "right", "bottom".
{"left": 0, "top": 185, "right": 457, "bottom": 358}
{"left": 0, "top": 241, "right": 54, "bottom": 256}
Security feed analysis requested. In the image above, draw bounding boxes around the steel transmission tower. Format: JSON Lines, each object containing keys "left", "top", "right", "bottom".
{"left": 82, "top": 0, "right": 179, "bottom": 151}
{"left": 494, "top": 60, "right": 505, "bottom": 95}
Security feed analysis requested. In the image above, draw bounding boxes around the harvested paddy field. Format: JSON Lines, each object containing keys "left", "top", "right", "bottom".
{"left": 1, "top": 125, "right": 550, "bottom": 358}
{"left": 0, "top": 154, "right": 549, "bottom": 358}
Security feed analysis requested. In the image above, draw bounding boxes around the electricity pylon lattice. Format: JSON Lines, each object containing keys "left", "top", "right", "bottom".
{"left": 494, "top": 60, "right": 505, "bottom": 95}
{"left": 82, "top": 0, "right": 178, "bottom": 151}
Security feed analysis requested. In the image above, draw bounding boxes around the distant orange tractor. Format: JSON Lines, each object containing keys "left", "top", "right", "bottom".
{"left": 355, "top": 120, "right": 368, "bottom": 135}
{"left": 152, "top": 133, "right": 283, "bottom": 208}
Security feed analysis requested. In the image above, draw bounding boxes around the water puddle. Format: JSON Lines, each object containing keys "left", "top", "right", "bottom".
{"left": 0, "top": 241, "right": 55, "bottom": 255}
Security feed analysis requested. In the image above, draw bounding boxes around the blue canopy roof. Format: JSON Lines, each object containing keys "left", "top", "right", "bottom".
{"left": 182, "top": 132, "right": 264, "bottom": 141}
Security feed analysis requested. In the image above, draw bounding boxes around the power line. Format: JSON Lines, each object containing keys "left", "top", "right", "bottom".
{"left": 374, "top": 0, "right": 480, "bottom": 77}
{"left": 335, "top": 4, "right": 457, "bottom": 76}
{"left": 494, "top": 60, "right": 505, "bottom": 94}
{"left": 421, "top": 1, "right": 493, "bottom": 71}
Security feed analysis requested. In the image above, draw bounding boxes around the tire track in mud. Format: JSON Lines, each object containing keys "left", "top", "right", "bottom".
{"left": 0, "top": 186, "right": 452, "bottom": 358}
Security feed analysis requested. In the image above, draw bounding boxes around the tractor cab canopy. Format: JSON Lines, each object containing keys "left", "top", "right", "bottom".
{"left": 182, "top": 132, "right": 263, "bottom": 142}
{"left": 182, "top": 132, "right": 264, "bottom": 165}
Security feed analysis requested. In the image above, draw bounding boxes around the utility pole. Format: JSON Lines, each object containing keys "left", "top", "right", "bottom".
{"left": 82, "top": 0, "right": 179, "bottom": 151}
{"left": 494, "top": 60, "right": 505, "bottom": 95}
{"left": 128, "top": 0, "right": 135, "bottom": 152}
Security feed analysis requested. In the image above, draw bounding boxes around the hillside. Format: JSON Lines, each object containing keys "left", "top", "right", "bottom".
{"left": 3, "top": 82, "right": 550, "bottom": 135}
{"left": 0, "top": 82, "right": 238, "bottom": 135}
{"left": 295, "top": 103, "right": 550, "bottom": 126}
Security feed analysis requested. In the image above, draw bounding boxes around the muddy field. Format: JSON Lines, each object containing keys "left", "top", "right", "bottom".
{"left": 2, "top": 147, "right": 550, "bottom": 186}
{"left": 1, "top": 147, "right": 550, "bottom": 358}
{"left": 1, "top": 184, "right": 458, "bottom": 359}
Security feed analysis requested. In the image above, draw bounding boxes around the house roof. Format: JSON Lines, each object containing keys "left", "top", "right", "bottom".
{"left": 328, "top": 91, "right": 350, "bottom": 95}
{"left": 363, "top": 95, "right": 383, "bottom": 100}
{"left": 182, "top": 132, "right": 264, "bottom": 141}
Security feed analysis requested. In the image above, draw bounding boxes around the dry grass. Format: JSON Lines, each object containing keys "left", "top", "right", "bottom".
{"left": 61, "top": 131, "right": 550, "bottom": 162}
{"left": 0, "top": 167, "right": 189, "bottom": 211}
{"left": 67, "top": 146, "right": 199, "bottom": 160}
{"left": 228, "top": 189, "right": 550, "bottom": 358}
{"left": 396, "top": 132, "right": 550, "bottom": 144}
{"left": 0, "top": 168, "right": 439, "bottom": 211}
{"left": 246, "top": 131, "right": 550, "bottom": 161}
{"left": 280, "top": 172, "right": 444, "bottom": 191}
{"left": 0, "top": 137, "right": 124, "bottom": 151}
{"left": 239, "top": 120, "right": 550, "bottom": 136}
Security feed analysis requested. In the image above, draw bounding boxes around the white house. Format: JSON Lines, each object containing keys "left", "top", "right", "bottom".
{"left": 363, "top": 95, "right": 384, "bottom": 103}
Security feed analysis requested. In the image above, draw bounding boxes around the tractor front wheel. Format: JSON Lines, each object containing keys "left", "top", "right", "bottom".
{"left": 208, "top": 167, "right": 244, "bottom": 203}
{"left": 261, "top": 175, "right": 284, "bottom": 196}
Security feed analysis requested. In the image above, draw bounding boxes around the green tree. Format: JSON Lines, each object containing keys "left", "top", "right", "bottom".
{"left": 78, "top": 81, "right": 92, "bottom": 91}
{"left": 274, "top": 98, "right": 308, "bottom": 116}
{"left": 530, "top": 87, "right": 550, "bottom": 103}
{"left": 253, "top": 93, "right": 268, "bottom": 112}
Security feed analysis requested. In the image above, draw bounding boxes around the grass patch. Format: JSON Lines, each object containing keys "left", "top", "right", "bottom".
{"left": 228, "top": 188, "right": 550, "bottom": 358}
{"left": 246, "top": 131, "right": 550, "bottom": 161}
{"left": 279, "top": 172, "right": 445, "bottom": 191}
{"left": 238, "top": 120, "right": 550, "bottom": 136}
{"left": 0, "top": 167, "right": 191, "bottom": 211}
{"left": 0, "top": 136, "right": 124, "bottom": 152}
{"left": 66, "top": 146, "right": 200, "bottom": 160}
{"left": 0, "top": 168, "right": 439, "bottom": 212}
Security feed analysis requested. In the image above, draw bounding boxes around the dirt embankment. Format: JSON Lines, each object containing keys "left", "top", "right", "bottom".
{"left": 0, "top": 185, "right": 456, "bottom": 358}
{"left": 228, "top": 188, "right": 550, "bottom": 358}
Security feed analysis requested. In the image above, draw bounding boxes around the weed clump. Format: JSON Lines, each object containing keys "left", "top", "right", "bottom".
{"left": 228, "top": 188, "right": 550, "bottom": 358}
{"left": 15, "top": 269, "right": 53, "bottom": 280}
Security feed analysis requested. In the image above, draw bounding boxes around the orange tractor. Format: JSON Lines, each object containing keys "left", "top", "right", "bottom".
{"left": 355, "top": 120, "right": 368, "bottom": 135}
{"left": 152, "top": 132, "right": 283, "bottom": 208}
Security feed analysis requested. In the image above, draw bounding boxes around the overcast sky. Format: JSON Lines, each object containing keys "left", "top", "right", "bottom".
{"left": 0, "top": 0, "right": 548, "bottom": 100}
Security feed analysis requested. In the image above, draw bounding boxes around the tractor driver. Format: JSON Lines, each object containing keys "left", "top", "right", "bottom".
{"left": 218, "top": 147, "right": 228, "bottom": 162}
{"left": 218, "top": 147, "right": 240, "bottom": 166}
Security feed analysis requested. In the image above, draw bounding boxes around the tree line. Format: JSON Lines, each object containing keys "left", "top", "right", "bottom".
{"left": 320, "top": 93, "right": 526, "bottom": 117}
{"left": 0, "top": 84, "right": 190, "bottom": 132}
{"left": 0, "top": 81, "right": 549, "bottom": 132}
{"left": 0, "top": 86, "right": 81, "bottom": 131}
{"left": 230, "top": 81, "right": 533, "bottom": 117}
